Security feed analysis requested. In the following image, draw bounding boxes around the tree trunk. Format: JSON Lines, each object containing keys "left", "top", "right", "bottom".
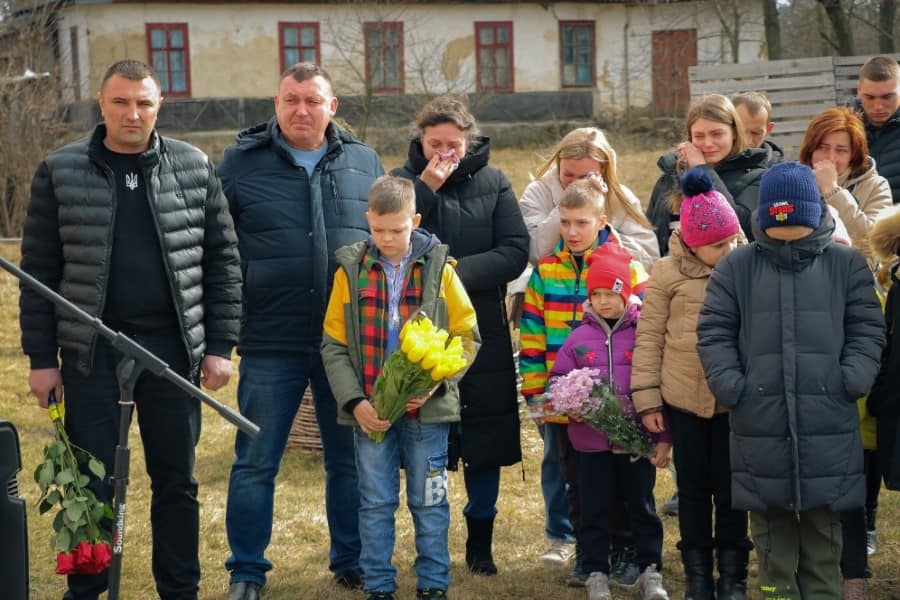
{"left": 763, "top": 0, "right": 782, "bottom": 59}
{"left": 880, "top": 0, "right": 896, "bottom": 53}
{"left": 818, "top": 0, "right": 855, "bottom": 55}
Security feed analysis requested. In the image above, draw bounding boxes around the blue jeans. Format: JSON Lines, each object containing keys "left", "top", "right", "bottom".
{"left": 225, "top": 352, "right": 360, "bottom": 586}
{"left": 462, "top": 466, "right": 500, "bottom": 519}
{"left": 355, "top": 420, "right": 451, "bottom": 593}
{"left": 539, "top": 423, "right": 575, "bottom": 542}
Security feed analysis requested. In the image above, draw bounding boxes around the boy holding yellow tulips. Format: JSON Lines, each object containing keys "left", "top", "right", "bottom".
{"left": 322, "top": 175, "right": 480, "bottom": 600}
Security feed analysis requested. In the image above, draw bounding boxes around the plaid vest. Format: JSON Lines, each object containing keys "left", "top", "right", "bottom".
{"left": 357, "top": 246, "right": 426, "bottom": 395}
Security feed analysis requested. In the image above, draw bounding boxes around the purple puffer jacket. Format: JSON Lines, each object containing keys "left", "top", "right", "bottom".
{"left": 549, "top": 302, "right": 671, "bottom": 453}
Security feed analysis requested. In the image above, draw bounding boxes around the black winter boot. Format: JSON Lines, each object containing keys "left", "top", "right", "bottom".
{"left": 716, "top": 548, "right": 749, "bottom": 600}
{"left": 681, "top": 548, "right": 715, "bottom": 600}
{"left": 465, "top": 515, "right": 498, "bottom": 576}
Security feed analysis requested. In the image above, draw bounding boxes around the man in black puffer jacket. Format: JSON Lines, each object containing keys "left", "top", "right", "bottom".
{"left": 19, "top": 59, "right": 242, "bottom": 600}
{"left": 218, "top": 62, "right": 383, "bottom": 600}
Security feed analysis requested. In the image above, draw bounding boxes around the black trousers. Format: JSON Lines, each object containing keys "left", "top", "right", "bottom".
{"left": 558, "top": 430, "right": 632, "bottom": 552}
{"left": 668, "top": 408, "right": 750, "bottom": 553}
{"left": 839, "top": 449, "right": 878, "bottom": 579}
{"left": 577, "top": 450, "right": 663, "bottom": 574}
{"left": 60, "top": 335, "right": 201, "bottom": 600}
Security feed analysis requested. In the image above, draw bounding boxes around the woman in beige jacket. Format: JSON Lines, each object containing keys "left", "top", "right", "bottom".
{"left": 799, "top": 106, "right": 892, "bottom": 264}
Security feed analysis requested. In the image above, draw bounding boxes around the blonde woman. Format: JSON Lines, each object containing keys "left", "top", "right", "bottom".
{"left": 520, "top": 127, "right": 659, "bottom": 270}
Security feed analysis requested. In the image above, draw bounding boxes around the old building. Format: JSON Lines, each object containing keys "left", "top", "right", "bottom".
{"left": 2, "top": 0, "right": 765, "bottom": 131}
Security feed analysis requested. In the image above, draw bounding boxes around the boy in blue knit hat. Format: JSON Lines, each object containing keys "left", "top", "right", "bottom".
{"left": 695, "top": 161, "right": 885, "bottom": 600}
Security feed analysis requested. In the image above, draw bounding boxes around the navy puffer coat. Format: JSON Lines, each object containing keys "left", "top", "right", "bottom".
{"left": 697, "top": 209, "right": 885, "bottom": 512}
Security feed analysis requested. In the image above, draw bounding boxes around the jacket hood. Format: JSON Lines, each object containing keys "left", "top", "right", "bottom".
{"left": 404, "top": 135, "right": 491, "bottom": 181}
{"left": 335, "top": 228, "right": 443, "bottom": 267}
{"left": 839, "top": 155, "right": 878, "bottom": 188}
{"left": 752, "top": 199, "right": 837, "bottom": 269}
{"left": 581, "top": 300, "right": 641, "bottom": 330}
{"left": 655, "top": 146, "right": 770, "bottom": 176}
{"left": 407, "top": 228, "right": 442, "bottom": 260}
{"left": 656, "top": 150, "right": 679, "bottom": 174}
{"left": 668, "top": 229, "right": 714, "bottom": 280}
{"left": 869, "top": 204, "right": 900, "bottom": 263}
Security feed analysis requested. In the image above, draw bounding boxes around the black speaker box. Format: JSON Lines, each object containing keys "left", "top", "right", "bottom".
{"left": 0, "top": 419, "right": 29, "bottom": 599}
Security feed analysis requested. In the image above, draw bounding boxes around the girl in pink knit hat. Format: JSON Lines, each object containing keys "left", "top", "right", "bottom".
{"left": 631, "top": 166, "right": 750, "bottom": 600}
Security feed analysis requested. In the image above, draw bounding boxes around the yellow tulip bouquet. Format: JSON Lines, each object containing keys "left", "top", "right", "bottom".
{"left": 369, "top": 312, "right": 470, "bottom": 442}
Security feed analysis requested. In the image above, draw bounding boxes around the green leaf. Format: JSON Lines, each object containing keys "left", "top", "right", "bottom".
{"left": 65, "top": 501, "right": 84, "bottom": 524}
{"left": 77, "top": 474, "right": 90, "bottom": 487}
{"left": 88, "top": 457, "right": 106, "bottom": 479}
{"left": 46, "top": 489, "right": 61, "bottom": 507}
{"left": 54, "top": 528, "right": 72, "bottom": 552}
{"left": 52, "top": 510, "right": 66, "bottom": 534}
{"left": 37, "top": 459, "right": 55, "bottom": 486}
{"left": 55, "top": 470, "right": 75, "bottom": 485}
{"left": 39, "top": 498, "right": 55, "bottom": 515}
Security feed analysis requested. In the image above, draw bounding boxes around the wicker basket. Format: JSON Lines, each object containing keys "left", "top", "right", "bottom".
{"left": 286, "top": 389, "right": 323, "bottom": 452}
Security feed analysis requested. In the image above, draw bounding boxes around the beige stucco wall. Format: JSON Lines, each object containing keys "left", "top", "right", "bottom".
{"left": 56, "top": 1, "right": 764, "bottom": 111}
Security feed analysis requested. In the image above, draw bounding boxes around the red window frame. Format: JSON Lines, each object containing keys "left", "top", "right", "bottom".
{"left": 278, "top": 22, "right": 320, "bottom": 73}
{"left": 364, "top": 21, "right": 404, "bottom": 94}
{"left": 146, "top": 23, "right": 191, "bottom": 97}
{"left": 560, "top": 21, "right": 595, "bottom": 88}
{"left": 475, "top": 21, "right": 514, "bottom": 93}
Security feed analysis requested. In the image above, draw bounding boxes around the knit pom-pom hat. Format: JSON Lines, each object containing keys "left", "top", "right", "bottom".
{"left": 679, "top": 167, "right": 741, "bottom": 248}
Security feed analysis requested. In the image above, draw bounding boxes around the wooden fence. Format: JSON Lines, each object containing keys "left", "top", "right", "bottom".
{"left": 689, "top": 53, "right": 900, "bottom": 158}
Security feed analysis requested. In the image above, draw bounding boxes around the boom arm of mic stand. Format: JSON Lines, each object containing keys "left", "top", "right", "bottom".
{"left": 0, "top": 255, "right": 259, "bottom": 437}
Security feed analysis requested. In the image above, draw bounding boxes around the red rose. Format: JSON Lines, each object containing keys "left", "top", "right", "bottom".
{"left": 89, "top": 542, "right": 112, "bottom": 574}
{"left": 74, "top": 541, "right": 94, "bottom": 572}
{"left": 55, "top": 551, "right": 76, "bottom": 575}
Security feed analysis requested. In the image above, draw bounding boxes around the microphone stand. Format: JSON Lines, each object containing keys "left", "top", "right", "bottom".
{"left": 0, "top": 255, "right": 259, "bottom": 600}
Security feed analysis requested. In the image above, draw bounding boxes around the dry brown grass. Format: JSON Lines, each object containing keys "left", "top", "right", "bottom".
{"left": 2, "top": 138, "right": 900, "bottom": 600}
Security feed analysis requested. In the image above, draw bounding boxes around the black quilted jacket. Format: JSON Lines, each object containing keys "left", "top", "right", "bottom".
{"left": 19, "top": 125, "right": 242, "bottom": 377}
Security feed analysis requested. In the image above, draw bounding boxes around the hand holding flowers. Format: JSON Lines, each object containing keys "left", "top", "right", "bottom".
{"left": 368, "top": 311, "right": 472, "bottom": 442}
{"left": 34, "top": 393, "right": 113, "bottom": 575}
{"left": 540, "top": 367, "right": 655, "bottom": 458}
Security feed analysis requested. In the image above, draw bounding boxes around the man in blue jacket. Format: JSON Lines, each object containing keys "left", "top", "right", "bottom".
{"left": 218, "top": 62, "right": 384, "bottom": 600}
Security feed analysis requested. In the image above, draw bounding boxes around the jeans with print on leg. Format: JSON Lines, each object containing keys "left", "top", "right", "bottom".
{"left": 225, "top": 352, "right": 360, "bottom": 586}
{"left": 355, "top": 420, "right": 451, "bottom": 593}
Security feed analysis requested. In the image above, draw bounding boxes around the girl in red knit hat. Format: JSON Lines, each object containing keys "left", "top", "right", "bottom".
{"left": 549, "top": 241, "right": 673, "bottom": 600}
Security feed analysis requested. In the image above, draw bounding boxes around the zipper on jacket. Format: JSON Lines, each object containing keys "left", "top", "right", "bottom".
{"left": 92, "top": 160, "right": 118, "bottom": 371}
{"left": 147, "top": 153, "right": 194, "bottom": 374}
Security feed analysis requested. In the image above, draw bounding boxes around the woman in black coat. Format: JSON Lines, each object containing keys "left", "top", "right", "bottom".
{"left": 392, "top": 95, "right": 529, "bottom": 576}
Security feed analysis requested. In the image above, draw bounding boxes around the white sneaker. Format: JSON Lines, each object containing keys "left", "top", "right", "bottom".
{"left": 866, "top": 529, "right": 877, "bottom": 556}
{"left": 538, "top": 539, "right": 576, "bottom": 567}
{"left": 586, "top": 571, "right": 612, "bottom": 600}
{"left": 639, "top": 565, "right": 669, "bottom": 600}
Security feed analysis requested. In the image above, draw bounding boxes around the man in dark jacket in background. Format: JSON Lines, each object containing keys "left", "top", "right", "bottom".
{"left": 218, "top": 62, "right": 384, "bottom": 600}
{"left": 19, "top": 59, "right": 242, "bottom": 600}
{"left": 697, "top": 162, "right": 885, "bottom": 600}
{"left": 857, "top": 56, "right": 900, "bottom": 204}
